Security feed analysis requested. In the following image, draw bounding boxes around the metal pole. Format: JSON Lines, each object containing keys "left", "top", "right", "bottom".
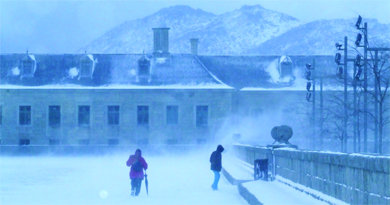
{"left": 312, "top": 59, "right": 316, "bottom": 150}
{"left": 353, "top": 63, "right": 357, "bottom": 152}
{"left": 374, "top": 50, "right": 378, "bottom": 153}
{"left": 320, "top": 69, "right": 323, "bottom": 150}
{"left": 343, "top": 36, "right": 348, "bottom": 152}
{"left": 363, "top": 22, "right": 368, "bottom": 153}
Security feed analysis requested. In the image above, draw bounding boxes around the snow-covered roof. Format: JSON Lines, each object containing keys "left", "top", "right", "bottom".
{"left": 0, "top": 54, "right": 342, "bottom": 90}
{"left": 0, "top": 54, "right": 227, "bottom": 88}
{"left": 279, "top": 55, "right": 292, "bottom": 64}
{"left": 198, "top": 55, "right": 337, "bottom": 89}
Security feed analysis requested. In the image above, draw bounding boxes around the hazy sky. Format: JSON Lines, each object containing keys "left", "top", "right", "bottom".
{"left": 1, "top": 0, "right": 389, "bottom": 53}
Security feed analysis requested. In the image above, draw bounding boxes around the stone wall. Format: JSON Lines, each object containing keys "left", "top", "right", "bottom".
{"left": 233, "top": 144, "right": 390, "bottom": 205}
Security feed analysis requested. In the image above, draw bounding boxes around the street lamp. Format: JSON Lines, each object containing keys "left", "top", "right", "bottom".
{"left": 354, "top": 15, "right": 368, "bottom": 152}
{"left": 337, "top": 66, "right": 343, "bottom": 79}
{"left": 335, "top": 43, "right": 343, "bottom": 50}
{"left": 355, "top": 54, "right": 362, "bottom": 67}
{"left": 355, "top": 33, "right": 362, "bottom": 47}
{"left": 355, "top": 15, "right": 362, "bottom": 29}
{"left": 305, "top": 63, "right": 313, "bottom": 102}
{"left": 335, "top": 53, "right": 342, "bottom": 65}
{"left": 306, "top": 82, "right": 312, "bottom": 92}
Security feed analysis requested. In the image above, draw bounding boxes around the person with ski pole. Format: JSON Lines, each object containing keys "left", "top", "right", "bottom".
{"left": 126, "top": 149, "right": 148, "bottom": 196}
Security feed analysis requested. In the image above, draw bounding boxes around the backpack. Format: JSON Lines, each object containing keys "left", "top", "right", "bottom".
{"left": 132, "top": 160, "right": 143, "bottom": 172}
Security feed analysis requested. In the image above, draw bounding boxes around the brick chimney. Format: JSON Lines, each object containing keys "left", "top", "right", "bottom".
{"left": 190, "top": 38, "right": 198, "bottom": 55}
{"left": 152, "top": 28, "right": 170, "bottom": 57}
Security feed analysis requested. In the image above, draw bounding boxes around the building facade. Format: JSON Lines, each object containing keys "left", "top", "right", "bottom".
{"left": 2, "top": 28, "right": 386, "bottom": 150}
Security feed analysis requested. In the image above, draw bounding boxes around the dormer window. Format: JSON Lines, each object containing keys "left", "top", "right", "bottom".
{"left": 137, "top": 54, "right": 151, "bottom": 83}
{"left": 279, "top": 55, "right": 293, "bottom": 79}
{"left": 138, "top": 55, "right": 150, "bottom": 75}
{"left": 79, "top": 54, "right": 95, "bottom": 79}
{"left": 20, "top": 54, "right": 36, "bottom": 78}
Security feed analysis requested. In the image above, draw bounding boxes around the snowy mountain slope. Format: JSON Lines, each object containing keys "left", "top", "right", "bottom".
{"left": 82, "top": 5, "right": 216, "bottom": 54}
{"left": 249, "top": 18, "right": 390, "bottom": 55}
{"left": 81, "top": 5, "right": 300, "bottom": 55}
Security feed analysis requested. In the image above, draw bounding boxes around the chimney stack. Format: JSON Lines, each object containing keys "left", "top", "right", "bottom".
{"left": 190, "top": 38, "right": 199, "bottom": 55}
{"left": 153, "top": 28, "right": 170, "bottom": 57}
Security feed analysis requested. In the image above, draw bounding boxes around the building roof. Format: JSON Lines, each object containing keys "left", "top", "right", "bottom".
{"left": 0, "top": 54, "right": 230, "bottom": 89}
{"left": 198, "top": 55, "right": 337, "bottom": 89}
{"left": 0, "top": 53, "right": 343, "bottom": 90}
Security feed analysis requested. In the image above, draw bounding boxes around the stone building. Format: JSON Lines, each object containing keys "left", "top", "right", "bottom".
{"left": 3, "top": 28, "right": 385, "bottom": 150}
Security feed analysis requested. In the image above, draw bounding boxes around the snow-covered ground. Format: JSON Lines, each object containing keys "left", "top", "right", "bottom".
{"left": 0, "top": 151, "right": 246, "bottom": 205}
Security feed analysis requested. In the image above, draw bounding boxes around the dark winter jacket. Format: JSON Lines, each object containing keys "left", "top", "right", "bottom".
{"left": 210, "top": 145, "right": 224, "bottom": 172}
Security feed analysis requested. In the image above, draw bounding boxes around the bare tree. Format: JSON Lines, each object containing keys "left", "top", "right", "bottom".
{"left": 322, "top": 90, "right": 355, "bottom": 152}
{"left": 369, "top": 51, "right": 390, "bottom": 154}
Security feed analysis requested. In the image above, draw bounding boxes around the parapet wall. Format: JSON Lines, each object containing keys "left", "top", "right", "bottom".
{"left": 233, "top": 144, "right": 390, "bottom": 205}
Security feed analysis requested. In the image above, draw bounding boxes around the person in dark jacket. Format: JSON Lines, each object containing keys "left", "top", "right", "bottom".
{"left": 210, "top": 145, "right": 224, "bottom": 190}
{"left": 126, "top": 149, "right": 148, "bottom": 196}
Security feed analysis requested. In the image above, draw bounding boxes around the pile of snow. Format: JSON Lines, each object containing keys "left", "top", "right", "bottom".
{"left": 279, "top": 55, "right": 292, "bottom": 64}
{"left": 129, "top": 69, "right": 136, "bottom": 76}
{"left": 155, "top": 58, "right": 167, "bottom": 64}
{"left": 28, "top": 54, "right": 36, "bottom": 61}
{"left": 68, "top": 67, "right": 79, "bottom": 78}
{"left": 11, "top": 67, "right": 20, "bottom": 76}
{"left": 265, "top": 59, "right": 280, "bottom": 83}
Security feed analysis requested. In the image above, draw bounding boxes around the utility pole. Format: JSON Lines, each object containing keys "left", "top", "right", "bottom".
{"left": 374, "top": 50, "right": 378, "bottom": 153}
{"left": 305, "top": 61, "right": 316, "bottom": 150}
{"left": 343, "top": 36, "right": 348, "bottom": 152}
{"left": 363, "top": 22, "right": 368, "bottom": 153}
{"left": 312, "top": 59, "right": 316, "bottom": 150}
{"left": 355, "top": 16, "right": 390, "bottom": 154}
{"left": 353, "top": 62, "right": 357, "bottom": 152}
{"left": 320, "top": 69, "right": 323, "bottom": 150}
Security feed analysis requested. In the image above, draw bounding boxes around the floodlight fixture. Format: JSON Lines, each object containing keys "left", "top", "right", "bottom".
{"left": 335, "top": 42, "right": 343, "bottom": 50}
{"left": 355, "top": 33, "right": 362, "bottom": 47}
{"left": 306, "top": 92, "right": 312, "bottom": 102}
{"left": 355, "top": 15, "right": 362, "bottom": 30}
{"left": 335, "top": 53, "right": 342, "bottom": 65}
{"left": 355, "top": 55, "right": 362, "bottom": 67}
{"left": 337, "top": 66, "right": 343, "bottom": 79}
{"left": 305, "top": 70, "right": 311, "bottom": 80}
{"left": 355, "top": 67, "right": 362, "bottom": 80}
{"left": 306, "top": 82, "right": 312, "bottom": 92}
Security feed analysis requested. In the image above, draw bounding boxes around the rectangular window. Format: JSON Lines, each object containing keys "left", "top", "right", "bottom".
{"left": 78, "top": 106, "right": 90, "bottom": 126}
{"left": 49, "top": 106, "right": 61, "bottom": 128}
{"left": 107, "top": 105, "right": 120, "bottom": 125}
{"left": 19, "top": 106, "right": 31, "bottom": 125}
{"left": 166, "top": 105, "right": 178, "bottom": 125}
{"left": 196, "top": 105, "right": 208, "bottom": 127}
{"left": 137, "top": 106, "right": 149, "bottom": 125}
{"left": 49, "top": 139, "right": 60, "bottom": 145}
{"left": 78, "top": 139, "right": 90, "bottom": 145}
{"left": 19, "top": 139, "right": 30, "bottom": 146}
{"left": 108, "top": 139, "right": 119, "bottom": 146}
{"left": 0, "top": 105, "right": 2, "bottom": 125}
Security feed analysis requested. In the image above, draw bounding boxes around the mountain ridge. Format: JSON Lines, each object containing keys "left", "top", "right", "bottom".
{"left": 81, "top": 5, "right": 390, "bottom": 55}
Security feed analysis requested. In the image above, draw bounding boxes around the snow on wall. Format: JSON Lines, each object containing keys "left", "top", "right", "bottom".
{"left": 233, "top": 144, "right": 390, "bottom": 205}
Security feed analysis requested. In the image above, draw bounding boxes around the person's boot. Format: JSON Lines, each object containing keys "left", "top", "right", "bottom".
{"left": 131, "top": 189, "right": 135, "bottom": 196}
